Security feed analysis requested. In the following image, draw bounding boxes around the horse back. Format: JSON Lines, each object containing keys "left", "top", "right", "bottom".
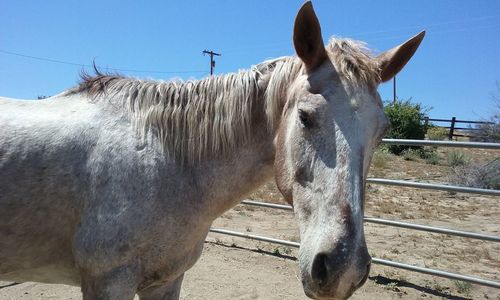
{"left": 0, "top": 94, "right": 104, "bottom": 281}
{"left": 0, "top": 94, "right": 100, "bottom": 206}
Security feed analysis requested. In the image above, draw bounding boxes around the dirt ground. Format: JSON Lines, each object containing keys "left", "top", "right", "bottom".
{"left": 0, "top": 147, "right": 499, "bottom": 299}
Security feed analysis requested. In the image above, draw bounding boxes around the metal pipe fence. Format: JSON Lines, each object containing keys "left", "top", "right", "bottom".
{"left": 240, "top": 200, "right": 500, "bottom": 242}
{"left": 363, "top": 217, "right": 500, "bottom": 242}
{"left": 209, "top": 228, "right": 500, "bottom": 289}
{"left": 209, "top": 139, "right": 500, "bottom": 289}
{"left": 381, "top": 138, "right": 500, "bottom": 149}
{"left": 366, "top": 178, "right": 500, "bottom": 196}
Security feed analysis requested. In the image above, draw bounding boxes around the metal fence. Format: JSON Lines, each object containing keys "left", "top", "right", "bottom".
{"left": 209, "top": 138, "right": 500, "bottom": 289}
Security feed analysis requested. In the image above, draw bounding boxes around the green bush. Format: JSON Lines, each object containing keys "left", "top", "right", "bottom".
{"left": 454, "top": 280, "right": 472, "bottom": 296}
{"left": 447, "top": 150, "right": 470, "bottom": 167}
{"left": 426, "top": 126, "right": 449, "bottom": 140}
{"left": 384, "top": 99, "right": 428, "bottom": 155}
{"left": 421, "top": 148, "right": 441, "bottom": 165}
{"left": 401, "top": 148, "right": 421, "bottom": 161}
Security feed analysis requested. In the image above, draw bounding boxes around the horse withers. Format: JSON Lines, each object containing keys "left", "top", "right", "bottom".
{"left": 0, "top": 2, "right": 424, "bottom": 299}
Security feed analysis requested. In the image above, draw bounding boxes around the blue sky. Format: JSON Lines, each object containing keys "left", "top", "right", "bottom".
{"left": 1, "top": 1, "right": 499, "bottom": 121}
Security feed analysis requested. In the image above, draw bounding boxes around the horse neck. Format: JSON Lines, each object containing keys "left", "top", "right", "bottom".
{"left": 193, "top": 74, "right": 280, "bottom": 220}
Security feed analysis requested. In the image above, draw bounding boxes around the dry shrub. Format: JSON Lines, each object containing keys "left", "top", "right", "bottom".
{"left": 472, "top": 84, "right": 500, "bottom": 142}
{"left": 446, "top": 150, "right": 470, "bottom": 167}
{"left": 472, "top": 122, "right": 500, "bottom": 142}
{"left": 448, "top": 158, "right": 500, "bottom": 189}
{"left": 371, "top": 150, "right": 391, "bottom": 169}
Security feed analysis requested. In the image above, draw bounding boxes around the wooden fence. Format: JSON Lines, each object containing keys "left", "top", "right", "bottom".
{"left": 423, "top": 117, "right": 494, "bottom": 139}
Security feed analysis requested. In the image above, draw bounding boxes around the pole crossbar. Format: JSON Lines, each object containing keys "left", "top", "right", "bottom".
{"left": 202, "top": 49, "right": 221, "bottom": 75}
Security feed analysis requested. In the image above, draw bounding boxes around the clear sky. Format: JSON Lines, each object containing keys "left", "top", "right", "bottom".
{"left": 1, "top": 1, "right": 499, "bottom": 121}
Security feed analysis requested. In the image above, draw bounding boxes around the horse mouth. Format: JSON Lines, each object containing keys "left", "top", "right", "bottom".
{"left": 355, "top": 262, "right": 371, "bottom": 289}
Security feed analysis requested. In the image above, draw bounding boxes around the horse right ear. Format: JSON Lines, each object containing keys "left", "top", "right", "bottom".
{"left": 376, "top": 31, "right": 425, "bottom": 83}
{"left": 293, "top": 1, "right": 327, "bottom": 71}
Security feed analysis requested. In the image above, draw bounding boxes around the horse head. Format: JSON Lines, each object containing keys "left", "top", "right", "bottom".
{"left": 274, "top": 2, "right": 424, "bottom": 298}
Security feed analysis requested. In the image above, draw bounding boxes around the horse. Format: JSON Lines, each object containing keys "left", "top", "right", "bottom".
{"left": 0, "top": 2, "right": 424, "bottom": 299}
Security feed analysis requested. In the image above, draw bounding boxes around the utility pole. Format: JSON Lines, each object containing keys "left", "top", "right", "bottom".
{"left": 393, "top": 76, "right": 397, "bottom": 103}
{"left": 202, "top": 50, "right": 221, "bottom": 75}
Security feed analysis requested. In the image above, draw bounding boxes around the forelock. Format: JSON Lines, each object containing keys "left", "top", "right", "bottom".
{"left": 326, "top": 37, "right": 380, "bottom": 88}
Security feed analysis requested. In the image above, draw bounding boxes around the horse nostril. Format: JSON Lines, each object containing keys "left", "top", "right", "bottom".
{"left": 311, "top": 253, "right": 329, "bottom": 286}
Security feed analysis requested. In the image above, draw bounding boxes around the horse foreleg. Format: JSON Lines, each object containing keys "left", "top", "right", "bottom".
{"left": 79, "top": 265, "right": 138, "bottom": 300}
{"left": 138, "top": 274, "right": 184, "bottom": 300}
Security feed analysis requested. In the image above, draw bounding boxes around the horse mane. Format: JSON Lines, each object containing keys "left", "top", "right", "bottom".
{"left": 69, "top": 57, "right": 302, "bottom": 164}
{"left": 327, "top": 37, "right": 380, "bottom": 88}
{"left": 68, "top": 38, "right": 378, "bottom": 164}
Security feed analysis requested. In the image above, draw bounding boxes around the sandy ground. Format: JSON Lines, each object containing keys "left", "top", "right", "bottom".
{"left": 0, "top": 147, "right": 499, "bottom": 299}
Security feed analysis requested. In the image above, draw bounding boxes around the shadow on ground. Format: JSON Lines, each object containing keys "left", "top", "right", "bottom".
{"left": 369, "top": 275, "right": 471, "bottom": 300}
{"left": 206, "top": 240, "right": 473, "bottom": 300}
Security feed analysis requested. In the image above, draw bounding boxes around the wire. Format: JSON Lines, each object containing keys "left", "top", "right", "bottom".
{"left": 0, "top": 49, "right": 207, "bottom": 75}
{"left": 349, "top": 14, "right": 500, "bottom": 38}
{"left": 223, "top": 14, "right": 500, "bottom": 53}
{"left": 3, "top": 12, "right": 499, "bottom": 71}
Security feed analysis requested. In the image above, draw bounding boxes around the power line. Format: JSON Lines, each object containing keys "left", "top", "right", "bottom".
{"left": 367, "top": 23, "right": 500, "bottom": 43}
{"left": 349, "top": 14, "right": 500, "bottom": 38}
{"left": 2, "top": 14, "right": 499, "bottom": 75}
{"left": 223, "top": 15, "right": 500, "bottom": 54}
{"left": 0, "top": 49, "right": 206, "bottom": 75}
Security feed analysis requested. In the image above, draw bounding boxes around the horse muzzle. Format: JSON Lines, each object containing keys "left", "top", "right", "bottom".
{"left": 300, "top": 239, "right": 371, "bottom": 299}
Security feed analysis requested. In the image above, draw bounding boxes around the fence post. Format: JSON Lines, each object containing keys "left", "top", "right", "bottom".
{"left": 423, "top": 117, "right": 429, "bottom": 132}
{"left": 449, "top": 117, "right": 456, "bottom": 139}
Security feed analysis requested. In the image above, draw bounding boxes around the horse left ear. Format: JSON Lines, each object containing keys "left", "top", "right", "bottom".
{"left": 293, "top": 1, "right": 327, "bottom": 71}
{"left": 376, "top": 31, "right": 425, "bottom": 83}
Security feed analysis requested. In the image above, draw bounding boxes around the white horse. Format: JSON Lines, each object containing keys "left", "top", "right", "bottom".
{"left": 0, "top": 2, "right": 424, "bottom": 299}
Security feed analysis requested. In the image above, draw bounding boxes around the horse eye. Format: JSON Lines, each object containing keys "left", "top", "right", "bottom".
{"left": 298, "top": 109, "right": 314, "bottom": 128}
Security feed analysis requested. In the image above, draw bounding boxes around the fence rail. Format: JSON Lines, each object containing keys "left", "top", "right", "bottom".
{"left": 209, "top": 138, "right": 500, "bottom": 289}
{"left": 209, "top": 228, "right": 500, "bottom": 289}
{"left": 422, "top": 117, "right": 495, "bottom": 139}
{"left": 240, "top": 200, "right": 500, "bottom": 242}
{"left": 425, "top": 118, "right": 494, "bottom": 125}
{"left": 366, "top": 178, "right": 500, "bottom": 196}
{"left": 381, "top": 138, "right": 500, "bottom": 149}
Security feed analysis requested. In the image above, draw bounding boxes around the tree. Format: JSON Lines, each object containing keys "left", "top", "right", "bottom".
{"left": 383, "top": 98, "right": 429, "bottom": 155}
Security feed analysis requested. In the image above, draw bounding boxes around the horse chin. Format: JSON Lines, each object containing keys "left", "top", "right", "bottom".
{"left": 302, "top": 281, "right": 358, "bottom": 300}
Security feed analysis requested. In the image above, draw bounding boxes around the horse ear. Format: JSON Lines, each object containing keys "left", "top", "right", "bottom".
{"left": 376, "top": 31, "right": 425, "bottom": 83}
{"left": 293, "top": 1, "right": 327, "bottom": 71}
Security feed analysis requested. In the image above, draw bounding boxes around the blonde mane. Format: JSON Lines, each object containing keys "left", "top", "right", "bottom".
{"left": 69, "top": 38, "right": 378, "bottom": 164}
{"left": 327, "top": 37, "right": 380, "bottom": 88}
